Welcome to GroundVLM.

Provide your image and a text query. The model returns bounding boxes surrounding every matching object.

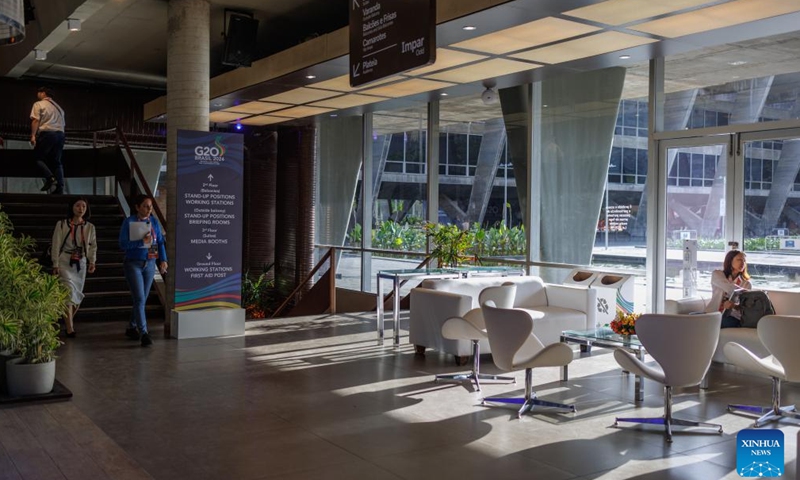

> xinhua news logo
[736,429,784,477]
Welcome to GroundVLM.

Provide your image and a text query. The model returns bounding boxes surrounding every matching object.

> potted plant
[425,223,479,268]
[0,206,68,396]
[0,312,20,394]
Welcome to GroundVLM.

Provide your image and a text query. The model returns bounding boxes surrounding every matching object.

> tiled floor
[1,313,798,479]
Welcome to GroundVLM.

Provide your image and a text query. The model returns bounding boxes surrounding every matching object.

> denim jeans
[33,130,65,189]
[123,258,156,334]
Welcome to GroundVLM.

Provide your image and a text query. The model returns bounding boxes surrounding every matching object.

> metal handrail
[271,248,334,318]
[113,126,167,228]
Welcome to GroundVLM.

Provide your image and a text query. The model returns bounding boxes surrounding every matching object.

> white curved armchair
[480,301,576,418]
[613,313,722,443]
[435,284,517,391]
[725,315,800,427]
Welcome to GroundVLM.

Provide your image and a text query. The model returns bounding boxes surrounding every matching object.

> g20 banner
[174,130,243,311]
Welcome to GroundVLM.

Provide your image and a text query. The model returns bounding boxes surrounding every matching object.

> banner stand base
[170,309,245,339]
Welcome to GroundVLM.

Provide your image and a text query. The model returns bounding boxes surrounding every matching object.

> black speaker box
[222,14,258,67]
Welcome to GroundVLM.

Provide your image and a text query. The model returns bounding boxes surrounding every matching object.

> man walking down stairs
[0,193,165,328]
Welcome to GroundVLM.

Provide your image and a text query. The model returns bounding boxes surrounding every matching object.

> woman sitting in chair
[706,249,751,328]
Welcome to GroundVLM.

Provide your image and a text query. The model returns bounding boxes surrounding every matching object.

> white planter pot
[5,357,56,397]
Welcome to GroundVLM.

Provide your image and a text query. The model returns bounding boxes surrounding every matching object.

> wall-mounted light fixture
[67,18,81,32]
[34,49,46,60]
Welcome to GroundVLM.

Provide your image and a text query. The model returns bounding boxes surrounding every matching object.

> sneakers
[125,328,140,340]
[140,332,153,347]
[41,177,55,192]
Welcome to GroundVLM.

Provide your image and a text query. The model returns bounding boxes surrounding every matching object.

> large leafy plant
[0,206,68,363]
[425,223,479,268]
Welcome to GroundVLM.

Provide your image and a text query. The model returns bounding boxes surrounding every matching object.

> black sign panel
[349,0,436,87]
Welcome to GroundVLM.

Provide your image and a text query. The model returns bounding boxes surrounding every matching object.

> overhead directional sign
[349,0,436,87]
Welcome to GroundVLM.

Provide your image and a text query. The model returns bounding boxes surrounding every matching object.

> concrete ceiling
[9,0,348,86]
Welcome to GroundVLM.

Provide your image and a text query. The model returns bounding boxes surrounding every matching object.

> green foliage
[347,220,527,258]
[371,220,427,251]
[0,206,68,363]
[242,263,299,319]
[347,223,362,245]
[425,223,478,267]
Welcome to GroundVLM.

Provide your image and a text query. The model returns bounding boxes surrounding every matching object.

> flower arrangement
[609,311,640,336]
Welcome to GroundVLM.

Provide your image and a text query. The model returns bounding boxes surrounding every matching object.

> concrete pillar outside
[166,0,210,335]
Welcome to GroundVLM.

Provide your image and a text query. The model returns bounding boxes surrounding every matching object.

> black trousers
[34,130,65,189]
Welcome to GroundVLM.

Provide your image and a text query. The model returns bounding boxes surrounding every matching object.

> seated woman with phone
[705,249,751,328]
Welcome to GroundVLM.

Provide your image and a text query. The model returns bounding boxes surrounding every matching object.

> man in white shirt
[30,87,66,194]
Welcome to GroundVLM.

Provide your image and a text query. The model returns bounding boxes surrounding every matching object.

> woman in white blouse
[51,198,97,337]
[705,249,751,328]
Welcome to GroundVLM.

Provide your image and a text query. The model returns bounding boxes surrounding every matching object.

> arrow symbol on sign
[352,63,361,77]
[206,253,212,260]
[208,174,214,181]
[352,0,360,9]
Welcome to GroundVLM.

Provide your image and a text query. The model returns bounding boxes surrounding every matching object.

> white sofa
[665,289,800,364]
[409,276,596,357]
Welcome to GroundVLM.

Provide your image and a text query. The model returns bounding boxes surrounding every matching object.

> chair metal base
[727,376,800,427]
[482,394,576,418]
[613,416,723,443]
[613,386,722,443]
[480,368,576,418]
[727,404,799,427]
[434,339,515,391]
[435,372,515,392]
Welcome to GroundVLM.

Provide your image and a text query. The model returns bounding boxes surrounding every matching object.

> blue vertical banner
[175,130,244,311]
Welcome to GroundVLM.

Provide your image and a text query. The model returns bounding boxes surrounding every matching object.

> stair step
[81,292,161,308]
[76,305,165,322]
[11,215,122,227]
[1,193,166,323]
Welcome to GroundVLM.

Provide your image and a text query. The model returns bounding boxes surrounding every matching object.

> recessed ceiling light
[440,92,448,96]
[305,74,317,79]
[330,114,338,117]
[619,54,631,60]
[462,25,477,31]
[212,103,222,107]
[728,61,747,66]
[543,104,549,108]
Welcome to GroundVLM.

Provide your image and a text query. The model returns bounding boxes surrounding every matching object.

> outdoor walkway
[0,315,797,479]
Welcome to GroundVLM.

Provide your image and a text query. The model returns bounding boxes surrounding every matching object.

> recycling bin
[592,273,635,326]
[562,269,598,287]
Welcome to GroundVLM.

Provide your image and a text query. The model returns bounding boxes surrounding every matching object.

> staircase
[0,193,165,323]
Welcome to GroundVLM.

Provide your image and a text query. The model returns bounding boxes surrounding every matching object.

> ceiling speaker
[222,14,258,68]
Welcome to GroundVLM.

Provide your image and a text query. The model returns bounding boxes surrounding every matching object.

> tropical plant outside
[347,220,526,258]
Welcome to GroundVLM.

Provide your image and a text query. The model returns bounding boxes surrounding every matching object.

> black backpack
[737,290,775,328]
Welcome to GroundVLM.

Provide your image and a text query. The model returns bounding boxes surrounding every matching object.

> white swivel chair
[613,313,723,443]
[435,284,517,391]
[480,301,576,418]
[725,315,800,427]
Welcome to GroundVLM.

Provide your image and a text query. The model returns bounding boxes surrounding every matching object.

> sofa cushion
[419,276,547,309]
[714,327,770,363]
[519,307,588,346]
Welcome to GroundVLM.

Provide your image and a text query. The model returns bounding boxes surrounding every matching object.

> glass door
[653,136,733,311]
[740,129,800,290]
[663,139,732,302]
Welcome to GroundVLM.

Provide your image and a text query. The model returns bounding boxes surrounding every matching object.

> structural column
[166,0,210,335]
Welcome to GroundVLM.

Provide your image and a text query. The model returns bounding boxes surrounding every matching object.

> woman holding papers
[119,194,167,347]
[705,249,751,328]
[51,197,97,337]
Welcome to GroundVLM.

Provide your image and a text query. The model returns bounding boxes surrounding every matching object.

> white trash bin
[592,273,635,327]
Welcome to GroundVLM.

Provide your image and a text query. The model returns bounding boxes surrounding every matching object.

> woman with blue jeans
[119,195,167,347]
